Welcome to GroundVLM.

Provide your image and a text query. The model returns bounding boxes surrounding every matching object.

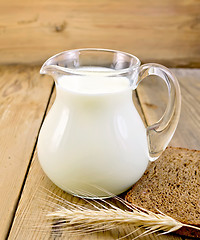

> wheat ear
[46,193,200,239]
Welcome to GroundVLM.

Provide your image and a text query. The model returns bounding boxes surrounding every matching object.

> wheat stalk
[45,191,200,239]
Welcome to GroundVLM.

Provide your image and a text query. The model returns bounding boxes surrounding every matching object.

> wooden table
[1,65,200,240]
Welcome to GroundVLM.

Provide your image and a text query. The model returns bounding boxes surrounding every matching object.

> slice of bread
[125,147,200,238]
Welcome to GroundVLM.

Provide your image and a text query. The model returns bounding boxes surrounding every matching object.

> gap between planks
[5,83,55,240]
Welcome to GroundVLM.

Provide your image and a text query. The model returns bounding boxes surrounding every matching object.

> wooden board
[0,0,199,67]
[7,68,200,239]
[0,65,53,239]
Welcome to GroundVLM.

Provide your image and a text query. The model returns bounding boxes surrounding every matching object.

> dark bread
[125,147,200,238]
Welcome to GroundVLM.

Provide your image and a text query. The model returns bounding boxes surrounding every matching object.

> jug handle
[136,63,181,161]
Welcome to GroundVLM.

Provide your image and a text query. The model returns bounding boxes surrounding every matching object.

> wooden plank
[0,0,199,67]
[8,74,184,239]
[0,65,53,239]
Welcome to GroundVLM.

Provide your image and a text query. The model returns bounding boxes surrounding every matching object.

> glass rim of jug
[40,48,141,77]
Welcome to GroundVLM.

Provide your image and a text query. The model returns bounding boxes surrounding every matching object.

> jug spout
[40,64,64,76]
[40,50,80,76]
[40,62,66,76]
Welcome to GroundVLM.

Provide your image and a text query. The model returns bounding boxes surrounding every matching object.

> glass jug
[38,49,181,198]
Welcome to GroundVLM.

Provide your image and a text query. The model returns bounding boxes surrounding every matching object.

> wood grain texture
[7,69,197,240]
[0,0,199,67]
[0,66,53,239]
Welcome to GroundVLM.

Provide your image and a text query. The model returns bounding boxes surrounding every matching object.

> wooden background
[0,0,199,67]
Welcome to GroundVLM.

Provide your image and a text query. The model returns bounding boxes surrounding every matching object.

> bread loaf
[125,147,200,238]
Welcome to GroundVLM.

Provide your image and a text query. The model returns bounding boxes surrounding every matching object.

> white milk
[37,67,149,198]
